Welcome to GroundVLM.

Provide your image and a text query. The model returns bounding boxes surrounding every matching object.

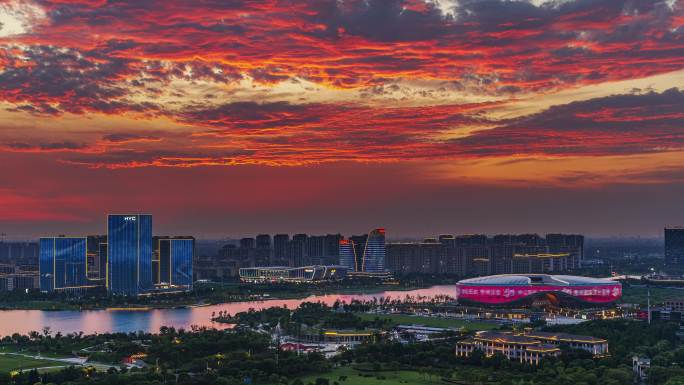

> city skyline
[0,0,683,238]
[1,223,679,242]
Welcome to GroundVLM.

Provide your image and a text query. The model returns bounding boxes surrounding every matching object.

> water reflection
[0,285,454,336]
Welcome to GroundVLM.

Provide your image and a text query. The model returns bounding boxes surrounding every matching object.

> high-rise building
[339,239,358,271]
[255,234,272,267]
[158,237,194,289]
[240,237,255,249]
[362,228,386,273]
[256,234,271,249]
[107,214,153,295]
[324,234,342,260]
[273,234,289,265]
[39,237,88,292]
[547,234,584,268]
[307,235,326,264]
[665,227,684,269]
[289,234,309,267]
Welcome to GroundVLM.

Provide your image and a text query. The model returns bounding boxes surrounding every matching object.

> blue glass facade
[107,214,152,295]
[158,239,171,284]
[98,242,108,282]
[170,239,193,288]
[338,239,357,272]
[39,238,54,292]
[39,237,87,291]
[362,228,386,273]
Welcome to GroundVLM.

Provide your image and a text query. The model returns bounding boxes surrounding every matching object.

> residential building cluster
[386,233,584,276]
[38,214,194,296]
[199,230,586,281]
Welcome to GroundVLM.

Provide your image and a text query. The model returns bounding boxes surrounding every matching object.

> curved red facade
[456,281,622,306]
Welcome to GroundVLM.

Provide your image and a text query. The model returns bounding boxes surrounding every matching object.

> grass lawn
[355,313,499,331]
[0,345,75,359]
[621,285,684,305]
[299,366,444,385]
[0,354,64,372]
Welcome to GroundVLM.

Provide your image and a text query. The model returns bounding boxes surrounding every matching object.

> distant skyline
[0,0,683,238]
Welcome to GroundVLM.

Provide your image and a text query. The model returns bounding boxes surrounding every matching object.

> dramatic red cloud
[1,0,681,98]
[0,0,682,234]
[31,88,677,169]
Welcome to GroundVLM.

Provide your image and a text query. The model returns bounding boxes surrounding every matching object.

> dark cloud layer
[0,0,678,94]
[455,88,684,157]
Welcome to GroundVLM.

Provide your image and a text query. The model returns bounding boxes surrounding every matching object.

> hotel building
[456,330,608,365]
[456,331,561,365]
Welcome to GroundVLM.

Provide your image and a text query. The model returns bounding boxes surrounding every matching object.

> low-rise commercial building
[301,329,380,345]
[239,265,348,283]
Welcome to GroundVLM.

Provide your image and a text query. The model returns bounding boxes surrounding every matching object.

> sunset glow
[0,0,683,237]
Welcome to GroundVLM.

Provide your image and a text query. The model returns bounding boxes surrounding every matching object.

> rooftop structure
[238,265,348,283]
[522,330,609,356]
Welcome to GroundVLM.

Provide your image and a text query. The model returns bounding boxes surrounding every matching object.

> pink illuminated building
[456,274,621,307]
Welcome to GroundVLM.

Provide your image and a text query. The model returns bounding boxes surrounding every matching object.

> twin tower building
[39,214,193,296]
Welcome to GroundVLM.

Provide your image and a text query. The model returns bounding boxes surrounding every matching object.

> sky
[0,0,683,239]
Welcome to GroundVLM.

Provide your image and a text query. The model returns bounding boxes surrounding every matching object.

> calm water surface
[0,285,454,336]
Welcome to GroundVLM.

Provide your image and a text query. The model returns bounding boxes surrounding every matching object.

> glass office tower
[170,238,193,288]
[362,228,386,273]
[107,214,152,295]
[39,238,54,292]
[39,237,87,292]
[157,238,193,289]
[339,239,358,272]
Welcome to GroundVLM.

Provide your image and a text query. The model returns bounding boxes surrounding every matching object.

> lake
[0,285,454,336]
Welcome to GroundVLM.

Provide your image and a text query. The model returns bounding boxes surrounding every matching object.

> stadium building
[456,274,621,307]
